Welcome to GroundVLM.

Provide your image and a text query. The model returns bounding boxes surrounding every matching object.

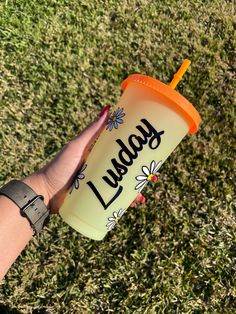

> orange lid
[121,74,201,134]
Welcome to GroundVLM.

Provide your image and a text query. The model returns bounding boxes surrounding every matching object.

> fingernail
[99,105,111,117]
[136,193,143,202]
[141,195,146,203]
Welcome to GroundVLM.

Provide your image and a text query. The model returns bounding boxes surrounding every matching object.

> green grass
[0,0,235,313]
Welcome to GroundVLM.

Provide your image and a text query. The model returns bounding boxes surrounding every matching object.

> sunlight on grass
[0,0,235,313]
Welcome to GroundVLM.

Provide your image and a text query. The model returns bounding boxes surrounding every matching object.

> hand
[130,193,146,208]
[23,106,110,213]
[0,105,147,280]
[23,105,145,214]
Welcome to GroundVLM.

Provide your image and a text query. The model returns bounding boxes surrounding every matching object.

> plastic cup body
[59,82,189,240]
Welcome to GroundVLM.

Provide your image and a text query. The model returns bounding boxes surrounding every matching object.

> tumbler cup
[59,69,201,240]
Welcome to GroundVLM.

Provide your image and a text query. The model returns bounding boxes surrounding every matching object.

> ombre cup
[59,74,201,240]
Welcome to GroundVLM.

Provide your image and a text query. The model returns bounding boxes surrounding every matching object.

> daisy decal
[106,107,125,131]
[106,208,125,230]
[70,163,87,194]
[135,160,162,193]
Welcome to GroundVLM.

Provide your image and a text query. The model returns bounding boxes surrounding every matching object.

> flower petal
[142,166,150,176]
[115,108,123,115]
[116,118,123,124]
[110,221,116,227]
[78,173,85,180]
[113,211,118,219]
[117,208,124,217]
[154,160,162,173]
[106,220,114,226]
[74,179,79,189]
[150,160,156,173]
[135,175,147,181]
[81,163,87,172]
[135,181,144,190]
[108,122,114,131]
[114,121,119,129]
[108,217,115,222]
[118,113,125,118]
[121,208,127,216]
[106,221,115,230]
[138,182,148,193]
[69,185,74,194]
[138,181,148,192]
[135,180,146,191]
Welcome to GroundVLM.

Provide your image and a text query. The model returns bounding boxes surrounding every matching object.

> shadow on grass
[0,304,22,314]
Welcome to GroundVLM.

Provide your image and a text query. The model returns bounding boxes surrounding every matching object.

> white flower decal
[106,107,125,131]
[106,208,125,230]
[70,163,87,194]
[135,160,162,192]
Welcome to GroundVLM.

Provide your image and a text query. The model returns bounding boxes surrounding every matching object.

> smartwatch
[0,180,50,235]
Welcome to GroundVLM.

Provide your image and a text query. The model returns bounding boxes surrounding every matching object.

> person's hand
[23,105,145,214]
[130,193,146,208]
[23,105,110,213]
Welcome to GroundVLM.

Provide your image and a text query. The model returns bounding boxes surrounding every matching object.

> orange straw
[169,59,191,89]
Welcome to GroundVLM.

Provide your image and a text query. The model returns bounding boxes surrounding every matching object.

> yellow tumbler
[59,61,201,240]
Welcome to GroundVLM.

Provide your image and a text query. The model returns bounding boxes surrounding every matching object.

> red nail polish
[141,195,146,203]
[99,105,111,117]
[136,193,143,202]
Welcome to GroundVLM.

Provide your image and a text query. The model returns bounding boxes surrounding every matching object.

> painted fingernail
[141,195,146,203]
[130,202,135,208]
[136,193,146,203]
[136,193,143,202]
[99,105,111,117]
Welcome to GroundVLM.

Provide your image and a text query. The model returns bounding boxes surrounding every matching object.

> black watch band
[0,180,50,235]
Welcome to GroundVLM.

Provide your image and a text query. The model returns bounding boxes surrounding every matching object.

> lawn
[0,0,235,313]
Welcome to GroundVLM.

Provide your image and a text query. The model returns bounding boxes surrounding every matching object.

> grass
[0,0,235,313]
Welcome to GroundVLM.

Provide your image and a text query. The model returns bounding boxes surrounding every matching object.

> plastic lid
[121,74,201,134]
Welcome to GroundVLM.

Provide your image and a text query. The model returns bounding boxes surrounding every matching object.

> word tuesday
[87,118,164,210]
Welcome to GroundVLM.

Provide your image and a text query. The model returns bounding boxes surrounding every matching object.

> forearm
[0,174,49,280]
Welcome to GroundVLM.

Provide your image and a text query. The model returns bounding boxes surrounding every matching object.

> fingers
[39,106,111,213]
[41,105,110,183]
[55,105,110,172]
[130,193,146,208]
[70,105,110,158]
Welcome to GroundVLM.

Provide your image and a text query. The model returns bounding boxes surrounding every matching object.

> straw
[169,59,191,89]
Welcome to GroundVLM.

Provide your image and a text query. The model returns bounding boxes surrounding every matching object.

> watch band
[0,180,50,235]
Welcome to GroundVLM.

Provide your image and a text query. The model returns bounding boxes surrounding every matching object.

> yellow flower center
[147,174,154,181]
[115,217,119,222]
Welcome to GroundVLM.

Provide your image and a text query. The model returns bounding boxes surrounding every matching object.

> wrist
[22,173,50,211]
